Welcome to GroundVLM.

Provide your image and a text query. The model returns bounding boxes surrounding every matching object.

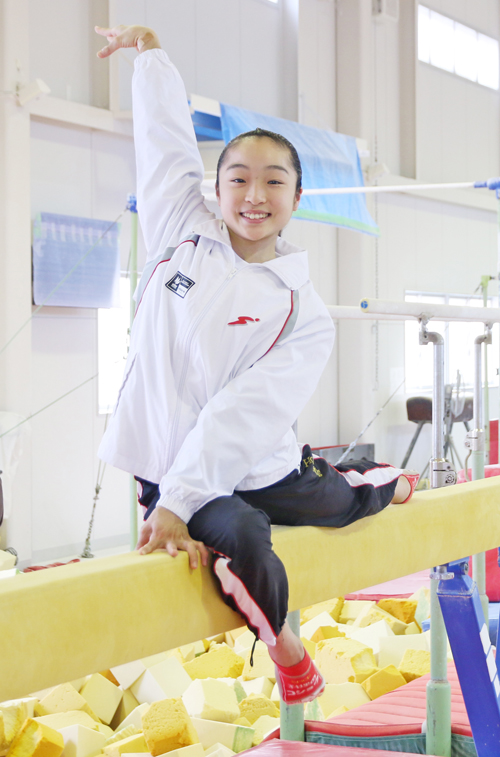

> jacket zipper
[164,267,239,471]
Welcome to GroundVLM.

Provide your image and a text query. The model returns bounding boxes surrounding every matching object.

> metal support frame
[465,327,492,621]
[437,560,500,756]
[419,319,455,757]
[127,194,139,552]
[280,609,305,741]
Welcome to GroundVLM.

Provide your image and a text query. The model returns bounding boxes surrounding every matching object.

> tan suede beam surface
[1,477,500,700]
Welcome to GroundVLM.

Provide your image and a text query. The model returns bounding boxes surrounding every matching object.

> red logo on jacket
[228,316,260,325]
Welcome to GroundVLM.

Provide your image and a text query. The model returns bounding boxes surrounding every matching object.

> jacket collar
[192,217,309,289]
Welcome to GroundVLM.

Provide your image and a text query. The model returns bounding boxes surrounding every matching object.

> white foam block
[131,658,192,704]
[59,724,106,757]
[182,679,240,723]
[157,746,203,757]
[204,744,235,757]
[0,697,38,719]
[299,612,340,641]
[191,718,254,753]
[239,677,273,699]
[80,674,123,725]
[118,703,150,732]
[111,662,146,691]
[349,620,394,658]
[378,634,429,669]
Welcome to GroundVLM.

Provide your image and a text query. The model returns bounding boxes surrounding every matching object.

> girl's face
[216,137,301,247]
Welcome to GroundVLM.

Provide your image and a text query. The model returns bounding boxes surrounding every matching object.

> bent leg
[188,495,288,645]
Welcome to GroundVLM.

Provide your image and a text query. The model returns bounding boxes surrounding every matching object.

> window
[98,275,133,415]
[405,291,499,393]
[418,5,499,90]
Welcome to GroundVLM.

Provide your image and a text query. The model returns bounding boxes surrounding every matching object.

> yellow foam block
[378,599,417,625]
[224,628,247,650]
[311,626,345,644]
[241,645,275,683]
[3,478,500,701]
[102,734,148,757]
[405,622,421,636]
[191,719,253,753]
[0,701,37,721]
[239,678,272,700]
[103,727,139,746]
[184,647,243,682]
[7,720,64,757]
[0,702,28,753]
[238,695,277,726]
[142,699,198,756]
[361,665,407,700]
[161,746,203,757]
[204,743,235,757]
[131,659,192,705]
[352,606,407,635]
[378,635,429,669]
[250,716,279,747]
[34,714,98,733]
[58,725,106,757]
[339,602,375,624]
[80,676,123,726]
[316,682,370,718]
[299,613,343,642]
[399,649,431,682]
[231,719,251,728]
[315,639,377,684]
[300,638,316,661]
[301,598,344,625]
[329,706,349,717]
[35,687,97,722]
[182,680,240,724]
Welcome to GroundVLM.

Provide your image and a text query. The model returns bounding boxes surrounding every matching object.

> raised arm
[96,25,212,259]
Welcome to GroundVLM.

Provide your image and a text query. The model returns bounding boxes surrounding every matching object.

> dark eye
[231,178,245,184]
[269,180,283,185]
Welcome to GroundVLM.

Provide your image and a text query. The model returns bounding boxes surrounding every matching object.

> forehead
[223,137,293,171]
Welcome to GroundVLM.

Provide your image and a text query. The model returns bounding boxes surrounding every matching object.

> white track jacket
[98,49,335,523]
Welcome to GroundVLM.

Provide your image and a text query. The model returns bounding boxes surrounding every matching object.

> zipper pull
[228,269,237,279]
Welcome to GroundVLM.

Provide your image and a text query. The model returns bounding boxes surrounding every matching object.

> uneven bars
[327,301,500,323]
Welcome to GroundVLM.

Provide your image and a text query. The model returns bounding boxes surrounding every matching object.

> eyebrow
[225,162,290,174]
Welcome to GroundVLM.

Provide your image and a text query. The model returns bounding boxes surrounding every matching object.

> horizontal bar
[360,298,500,323]
[328,306,413,321]
[302,181,476,196]
[1,477,500,701]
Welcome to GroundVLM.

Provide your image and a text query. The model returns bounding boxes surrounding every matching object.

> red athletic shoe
[400,471,420,503]
[274,649,325,705]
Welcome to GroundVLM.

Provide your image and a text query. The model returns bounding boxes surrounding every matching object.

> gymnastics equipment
[127,193,139,552]
[0,477,499,697]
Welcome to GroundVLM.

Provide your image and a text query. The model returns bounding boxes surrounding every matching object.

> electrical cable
[336,377,406,465]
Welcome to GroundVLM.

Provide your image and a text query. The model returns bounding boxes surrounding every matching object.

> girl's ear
[293,188,302,212]
[215,185,221,207]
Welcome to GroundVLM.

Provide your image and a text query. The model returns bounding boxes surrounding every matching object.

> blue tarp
[32,213,121,308]
[219,103,379,236]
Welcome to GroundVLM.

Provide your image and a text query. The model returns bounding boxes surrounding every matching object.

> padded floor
[244,742,440,756]
[302,663,475,757]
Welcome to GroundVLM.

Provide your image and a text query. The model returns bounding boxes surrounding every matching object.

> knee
[226,506,272,558]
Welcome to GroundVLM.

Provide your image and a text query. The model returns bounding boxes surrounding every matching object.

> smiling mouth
[240,212,271,220]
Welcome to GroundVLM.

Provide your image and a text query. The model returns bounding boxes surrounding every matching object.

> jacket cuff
[156,495,193,524]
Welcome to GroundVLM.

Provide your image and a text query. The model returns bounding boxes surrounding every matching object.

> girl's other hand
[95,25,161,58]
[136,506,209,570]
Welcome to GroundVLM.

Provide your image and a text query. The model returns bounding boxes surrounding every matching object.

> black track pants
[136,445,402,644]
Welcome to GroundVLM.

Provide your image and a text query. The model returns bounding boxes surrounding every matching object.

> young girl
[96,24,418,705]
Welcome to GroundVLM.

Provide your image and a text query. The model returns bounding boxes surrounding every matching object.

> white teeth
[242,213,269,220]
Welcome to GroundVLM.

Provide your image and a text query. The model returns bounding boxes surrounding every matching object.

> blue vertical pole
[438,560,500,756]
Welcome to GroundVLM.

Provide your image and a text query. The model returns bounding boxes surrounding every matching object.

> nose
[245,181,267,205]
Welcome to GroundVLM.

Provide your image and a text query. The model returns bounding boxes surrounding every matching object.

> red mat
[344,569,430,601]
[243,741,440,756]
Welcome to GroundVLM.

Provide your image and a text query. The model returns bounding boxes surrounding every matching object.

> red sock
[274,649,325,705]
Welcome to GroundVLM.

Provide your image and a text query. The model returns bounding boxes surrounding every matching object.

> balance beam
[1,477,500,701]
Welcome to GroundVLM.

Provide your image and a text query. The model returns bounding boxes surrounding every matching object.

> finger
[195,541,210,567]
[139,533,163,555]
[97,38,122,59]
[166,541,179,559]
[136,525,151,551]
[184,541,199,570]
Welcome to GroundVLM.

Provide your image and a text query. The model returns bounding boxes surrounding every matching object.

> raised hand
[136,505,210,570]
[95,25,161,58]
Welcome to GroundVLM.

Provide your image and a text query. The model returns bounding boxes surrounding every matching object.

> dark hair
[216,128,302,193]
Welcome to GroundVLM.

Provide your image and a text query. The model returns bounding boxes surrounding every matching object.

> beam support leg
[279,609,305,742]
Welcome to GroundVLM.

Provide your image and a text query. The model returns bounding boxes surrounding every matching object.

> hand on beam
[95,25,161,58]
[137,506,209,570]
